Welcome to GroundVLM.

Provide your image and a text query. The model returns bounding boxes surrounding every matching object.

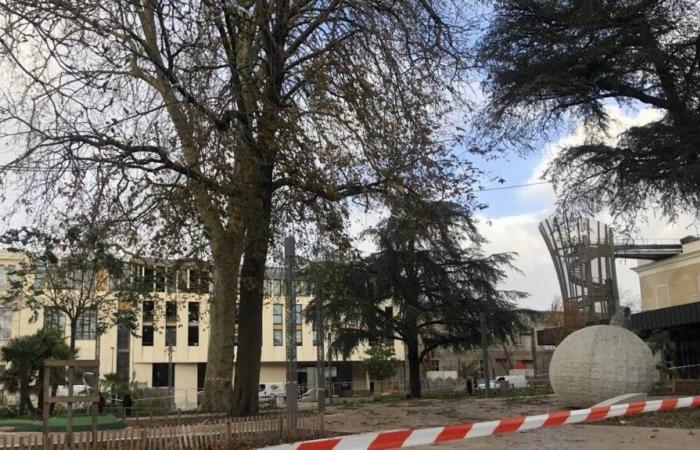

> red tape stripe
[297,438,342,450]
[624,401,646,416]
[543,410,571,427]
[435,423,473,442]
[586,406,611,422]
[659,398,679,411]
[494,417,525,434]
[367,430,412,450]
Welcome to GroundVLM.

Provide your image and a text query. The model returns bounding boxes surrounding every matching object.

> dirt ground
[323,395,700,449]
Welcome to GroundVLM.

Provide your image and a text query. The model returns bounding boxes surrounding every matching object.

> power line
[477,181,550,192]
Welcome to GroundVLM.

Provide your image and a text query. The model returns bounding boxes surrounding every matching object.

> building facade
[0,251,403,409]
[631,237,700,379]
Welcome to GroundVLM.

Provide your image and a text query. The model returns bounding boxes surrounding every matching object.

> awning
[631,301,700,331]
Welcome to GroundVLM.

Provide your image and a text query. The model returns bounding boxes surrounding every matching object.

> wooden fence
[0,412,323,450]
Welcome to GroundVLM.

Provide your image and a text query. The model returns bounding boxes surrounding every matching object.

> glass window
[142,325,154,346]
[143,301,154,322]
[165,301,177,321]
[152,363,172,387]
[34,263,46,288]
[0,309,13,340]
[188,325,199,346]
[272,279,282,296]
[154,267,166,292]
[76,309,97,340]
[273,329,283,346]
[431,359,440,371]
[295,330,302,346]
[272,304,283,324]
[44,308,65,335]
[294,304,303,326]
[165,325,177,347]
[188,302,199,323]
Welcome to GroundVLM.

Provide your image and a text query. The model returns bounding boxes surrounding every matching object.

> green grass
[0,414,126,432]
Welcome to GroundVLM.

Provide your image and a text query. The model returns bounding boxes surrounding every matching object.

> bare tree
[0,0,478,414]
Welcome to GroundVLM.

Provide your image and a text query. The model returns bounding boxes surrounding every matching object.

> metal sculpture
[539,215,619,327]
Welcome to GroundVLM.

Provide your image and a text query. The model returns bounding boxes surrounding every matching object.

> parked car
[477,375,528,390]
[258,382,286,400]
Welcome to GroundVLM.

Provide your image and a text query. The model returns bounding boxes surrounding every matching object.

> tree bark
[200,240,243,412]
[231,169,273,416]
[406,339,422,398]
[19,367,34,414]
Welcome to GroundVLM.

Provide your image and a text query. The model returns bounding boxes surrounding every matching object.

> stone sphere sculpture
[549,325,656,407]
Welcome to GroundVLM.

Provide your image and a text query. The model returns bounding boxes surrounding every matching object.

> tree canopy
[479,0,700,221]
[0,329,71,415]
[314,200,528,397]
[0,224,146,352]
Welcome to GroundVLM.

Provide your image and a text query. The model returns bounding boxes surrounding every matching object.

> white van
[258,382,286,400]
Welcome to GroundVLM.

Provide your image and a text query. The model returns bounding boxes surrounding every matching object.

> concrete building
[631,237,700,379]
[0,251,403,409]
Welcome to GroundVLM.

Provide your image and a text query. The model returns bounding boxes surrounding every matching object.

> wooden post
[480,312,491,397]
[66,365,74,450]
[530,326,538,379]
[43,365,50,449]
[284,236,298,432]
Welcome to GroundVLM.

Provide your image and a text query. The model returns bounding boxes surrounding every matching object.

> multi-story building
[631,236,700,379]
[0,251,404,408]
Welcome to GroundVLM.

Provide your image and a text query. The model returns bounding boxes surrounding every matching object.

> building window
[312,322,318,347]
[142,325,154,346]
[44,307,65,335]
[188,302,199,346]
[177,269,189,292]
[273,329,283,346]
[76,309,97,340]
[143,301,154,322]
[293,304,303,345]
[165,325,177,347]
[197,363,206,390]
[154,267,166,292]
[188,325,199,346]
[0,309,12,340]
[165,301,177,322]
[273,304,283,346]
[431,359,440,371]
[152,363,173,387]
[655,284,670,308]
[294,304,303,326]
[273,304,283,324]
[190,269,210,294]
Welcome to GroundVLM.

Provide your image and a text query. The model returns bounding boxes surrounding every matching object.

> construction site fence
[0,411,323,450]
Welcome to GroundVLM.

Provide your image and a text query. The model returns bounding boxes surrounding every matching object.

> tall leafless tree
[0,0,479,414]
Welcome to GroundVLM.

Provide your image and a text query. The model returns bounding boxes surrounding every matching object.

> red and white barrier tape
[261,396,700,450]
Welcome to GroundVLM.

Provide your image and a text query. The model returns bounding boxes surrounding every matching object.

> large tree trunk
[200,241,243,412]
[231,171,273,416]
[406,339,422,398]
[19,367,34,415]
